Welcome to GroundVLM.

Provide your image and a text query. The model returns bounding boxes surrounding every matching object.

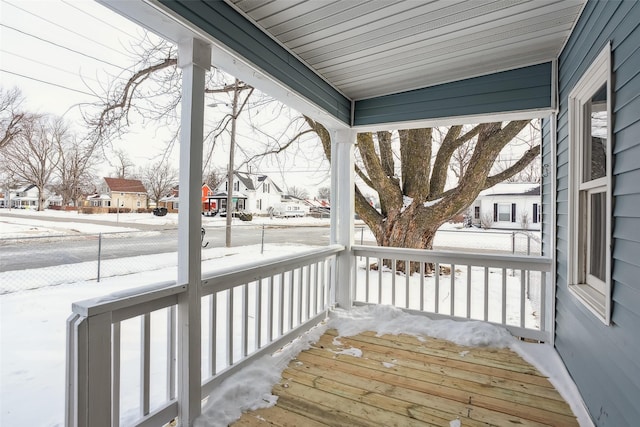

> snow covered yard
[0,211,558,427]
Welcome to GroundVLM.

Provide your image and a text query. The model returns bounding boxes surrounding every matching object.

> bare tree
[307,118,539,270]
[287,186,309,199]
[204,167,224,192]
[110,149,135,179]
[54,136,99,207]
[317,187,330,200]
[141,160,178,206]
[0,87,28,150]
[2,115,64,210]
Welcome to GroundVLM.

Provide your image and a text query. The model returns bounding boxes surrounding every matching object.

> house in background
[88,177,148,211]
[158,185,179,211]
[273,194,309,217]
[471,183,541,230]
[212,172,283,215]
[7,184,40,209]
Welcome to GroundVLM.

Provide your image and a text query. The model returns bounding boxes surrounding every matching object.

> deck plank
[232,331,579,427]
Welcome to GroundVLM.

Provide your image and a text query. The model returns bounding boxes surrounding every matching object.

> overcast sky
[0,0,331,194]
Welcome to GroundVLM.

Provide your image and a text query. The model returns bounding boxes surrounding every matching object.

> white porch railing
[65,245,342,427]
[351,245,552,342]
[65,244,553,426]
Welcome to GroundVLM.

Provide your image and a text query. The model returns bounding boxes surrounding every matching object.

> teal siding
[157,0,351,125]
[554,1,640,425]
[354,63,552,126]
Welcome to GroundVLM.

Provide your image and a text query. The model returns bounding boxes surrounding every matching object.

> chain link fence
[0,223,539,294]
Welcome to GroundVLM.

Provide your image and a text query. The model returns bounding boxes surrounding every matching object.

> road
[0,225,336,272]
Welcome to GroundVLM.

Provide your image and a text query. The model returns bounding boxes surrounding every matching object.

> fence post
[97,233,102,283]
[261,224,265,254]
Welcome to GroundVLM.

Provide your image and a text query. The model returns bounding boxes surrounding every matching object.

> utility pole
[225,79,240,247]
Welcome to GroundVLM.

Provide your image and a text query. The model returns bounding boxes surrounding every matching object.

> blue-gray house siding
[157,0,352,125]
[355,63,552,126]
[553,1,640,425]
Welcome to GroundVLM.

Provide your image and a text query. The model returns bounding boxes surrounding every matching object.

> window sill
[568,283,609,325]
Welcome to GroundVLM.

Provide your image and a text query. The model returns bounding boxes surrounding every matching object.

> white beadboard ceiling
[228,0,585,100]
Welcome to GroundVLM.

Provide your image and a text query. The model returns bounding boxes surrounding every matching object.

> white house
[4,184,40,209]
[471,183,541,230]
[273,194,310,217]
[214,172,283,215]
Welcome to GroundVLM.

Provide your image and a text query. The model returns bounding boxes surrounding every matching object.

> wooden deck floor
[232,329,578,427]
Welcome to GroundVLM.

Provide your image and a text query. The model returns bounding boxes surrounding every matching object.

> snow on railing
[351,245,552,342]
[65,245,342,427]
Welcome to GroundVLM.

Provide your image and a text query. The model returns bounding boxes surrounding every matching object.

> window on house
[493,203,513,222]
[568,43,612,324]
[234,181,240,191]
[257,199,262,210]
[264,183,270,193]
[474,206,480,220]
[533,203,539,224]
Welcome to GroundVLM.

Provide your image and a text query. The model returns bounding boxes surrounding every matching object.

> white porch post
[176,38,210,426]
[329,128,357,309]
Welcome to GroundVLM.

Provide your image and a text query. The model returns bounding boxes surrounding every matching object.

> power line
[0,23,123,69]
[59,0,140,40]
[0,69,97,97]
[0,49,101,84]
[3,0,130,58]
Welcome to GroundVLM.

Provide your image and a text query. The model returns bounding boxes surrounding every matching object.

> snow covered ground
[0,210,588,427]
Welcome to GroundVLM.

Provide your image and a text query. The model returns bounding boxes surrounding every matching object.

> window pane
[589,192,606,281]
[498,204,510,222]
[584,83,607,182]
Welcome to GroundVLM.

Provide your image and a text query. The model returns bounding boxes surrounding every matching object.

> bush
[108,207,131,214]
[480,212,494,229]
[238,211,253,221]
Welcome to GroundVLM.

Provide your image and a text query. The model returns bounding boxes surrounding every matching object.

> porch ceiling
[228,0,585,101]
[100,0,585,128]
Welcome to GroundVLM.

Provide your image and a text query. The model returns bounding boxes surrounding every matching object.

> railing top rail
[352,245,551,271]
[71,245,345,318]
[72,280,184,317]
[202,244,344,294]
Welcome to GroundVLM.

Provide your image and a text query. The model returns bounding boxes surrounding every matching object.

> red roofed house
[87,177,148,211]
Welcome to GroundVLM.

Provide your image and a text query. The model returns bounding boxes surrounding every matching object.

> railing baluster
[279,273,285,337]
[227,289,233,366]
[365,256,370,303]
[112,322,121,427]
[450,264,456,316]
[267,276,274,343]
[502,268,507,325]
[466,265,472,319]
[242,284,248,357]
[256,279,262,350]
[141,313,151,417]
[434,262,440,314]
[298,267,303,325]
[209,294,216,375]
[378,257,382,304]
[168,306,176,397]
[520,269,526,328]
[314,261,320,315]
[540,272,547,333]
[308,264,318,319]
[484,267,489,321]
[405,259,410,308]
[391,258,396,306]
[419,262,424,311]
[288,271,294,331]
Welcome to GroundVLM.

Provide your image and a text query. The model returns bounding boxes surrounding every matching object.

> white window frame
[567,43,613,325]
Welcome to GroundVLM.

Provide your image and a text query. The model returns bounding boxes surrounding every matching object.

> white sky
[0,0,331,194]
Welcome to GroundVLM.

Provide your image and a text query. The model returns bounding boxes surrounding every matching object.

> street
[0,225,334,272]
